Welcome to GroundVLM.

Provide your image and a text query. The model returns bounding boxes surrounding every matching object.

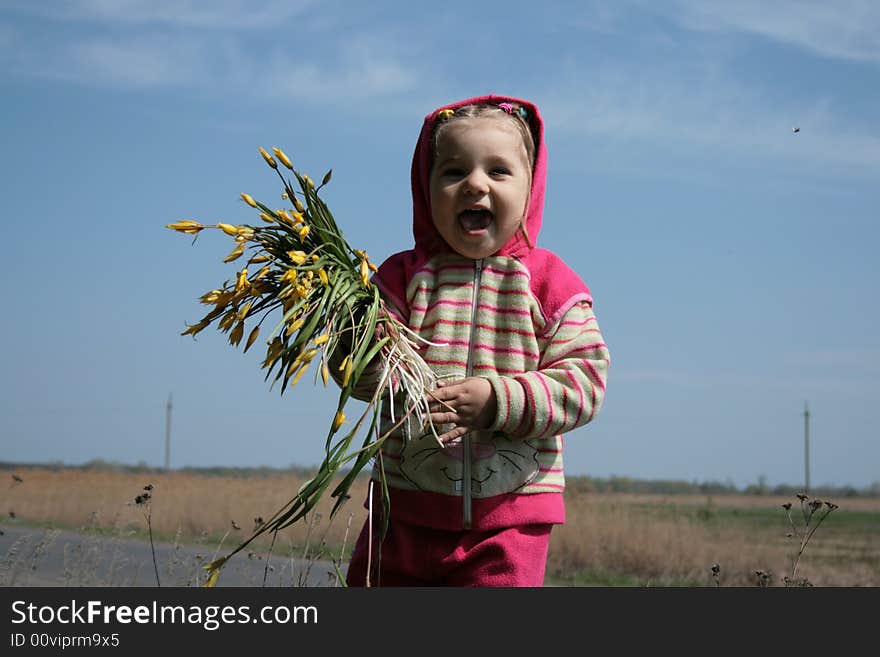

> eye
[490,167,510,177]
[441,167,465,178]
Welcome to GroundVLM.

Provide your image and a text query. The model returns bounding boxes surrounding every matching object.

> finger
[429,410,459,426]
[426,390,456,413]
[438,425,469,445]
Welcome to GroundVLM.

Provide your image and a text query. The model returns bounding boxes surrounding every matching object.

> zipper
[462,258,483,529]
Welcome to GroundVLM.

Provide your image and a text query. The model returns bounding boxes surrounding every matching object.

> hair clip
[498,102,528,121]
[436,109,455,120]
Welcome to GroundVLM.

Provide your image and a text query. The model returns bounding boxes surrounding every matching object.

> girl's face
[429,117,531,260]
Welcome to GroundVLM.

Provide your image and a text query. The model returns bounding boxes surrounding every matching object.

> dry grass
[550,493,880,586]
[3,467,878,586]
[1,467,369,553]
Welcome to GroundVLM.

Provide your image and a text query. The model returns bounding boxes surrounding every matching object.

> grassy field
[2,466,878,586]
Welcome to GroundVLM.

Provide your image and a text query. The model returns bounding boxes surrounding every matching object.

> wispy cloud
[0,0,316,29]
[0,18,421,101]
[540,61,880,174]
[67,35,205,88]
[259,37,418,101]
[666,0,880,64]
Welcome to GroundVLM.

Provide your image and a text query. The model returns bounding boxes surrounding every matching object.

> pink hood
[376,95,592,326]
[410,94,546,259]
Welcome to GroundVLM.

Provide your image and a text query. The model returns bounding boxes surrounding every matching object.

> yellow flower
[203,557,227,588]
[342,358,353,387]
[303,174,314,188]
[317,268,329,286]
[259,212,274,224]
[236,302,252,320]
[285,317,305,337]
[285,360,301,380]
[229,321,245,346]
[254,264,271,280]
[244,326,261,353]
[223,241,245,263]
[290,363,309,387]
[219,309,237,332]
[287,250,308,265]
[359,258,370,287]
[290,212,305,225]
[181,319,210,336]
[332,410,346,432]
[199,289,223,304]
[259,147,278,169]
[292,197,305,213]
[298,348,318,363]
[166,220,205,234]
[240,193,258,208]
[249,254,270,263]
[297,224,310,238]
[321,362,329,387]
[313,334,329,346]
[236,227,254,240]
[262,337,283,368]
[280,268,298,284]
[272,147,293,170]
[235,268,249,292]
[217,223,240,236]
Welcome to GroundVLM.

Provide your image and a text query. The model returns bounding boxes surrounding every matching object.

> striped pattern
[348,252,609,500]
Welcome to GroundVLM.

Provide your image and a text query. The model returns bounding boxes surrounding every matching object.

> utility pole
[165,393,173,471]
[803,401,810,494]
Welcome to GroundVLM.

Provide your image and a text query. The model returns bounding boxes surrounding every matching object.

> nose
[463,170,490,195]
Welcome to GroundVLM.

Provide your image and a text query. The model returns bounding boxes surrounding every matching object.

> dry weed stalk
[134,483,160,587]
[781,493,838,587]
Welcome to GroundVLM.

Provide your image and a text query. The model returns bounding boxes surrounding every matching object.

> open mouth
[458,208,493,232]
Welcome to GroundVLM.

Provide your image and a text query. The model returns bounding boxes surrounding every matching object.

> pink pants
[345,519,553,587]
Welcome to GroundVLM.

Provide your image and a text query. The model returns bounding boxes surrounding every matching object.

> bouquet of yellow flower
[167,146,440,585]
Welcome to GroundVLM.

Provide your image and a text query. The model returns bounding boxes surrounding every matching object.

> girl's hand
[426,377,497,444]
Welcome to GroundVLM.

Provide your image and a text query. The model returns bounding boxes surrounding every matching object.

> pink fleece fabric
[346,518,553,587]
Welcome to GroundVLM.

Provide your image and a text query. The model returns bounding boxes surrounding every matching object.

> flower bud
[259,147,278,169]
[272,147,293,170]
[166,220,205,235]
[244,326,261,353]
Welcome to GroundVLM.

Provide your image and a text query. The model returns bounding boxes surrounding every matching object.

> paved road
[0,523,341,587]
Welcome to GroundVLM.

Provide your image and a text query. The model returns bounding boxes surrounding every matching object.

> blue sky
[1,1,878,490]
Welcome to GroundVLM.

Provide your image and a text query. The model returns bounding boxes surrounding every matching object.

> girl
[343,95,610,586]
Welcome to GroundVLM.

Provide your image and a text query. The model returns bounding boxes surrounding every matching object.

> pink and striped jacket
[353,95,610,531]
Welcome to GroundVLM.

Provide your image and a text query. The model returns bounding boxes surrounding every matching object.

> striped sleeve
[487,301,609,440]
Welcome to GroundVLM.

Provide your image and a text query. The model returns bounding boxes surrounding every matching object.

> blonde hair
[430,103,537,175]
